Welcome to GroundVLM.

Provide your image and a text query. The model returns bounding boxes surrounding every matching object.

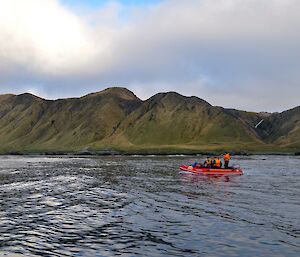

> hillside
[109,92,265,151]
[0,87,299,154]
[255,107,300,148]
[0,88,142,152]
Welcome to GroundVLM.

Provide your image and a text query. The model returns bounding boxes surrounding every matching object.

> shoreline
[0,151,299,157]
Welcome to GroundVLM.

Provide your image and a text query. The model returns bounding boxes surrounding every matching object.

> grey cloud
[0,0,300,112]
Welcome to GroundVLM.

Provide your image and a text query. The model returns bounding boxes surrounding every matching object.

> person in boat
[214,157,222,168]
[204,157,212,168]
[223,152,231,168]
[192,162,203,168]
[211,158,216,167]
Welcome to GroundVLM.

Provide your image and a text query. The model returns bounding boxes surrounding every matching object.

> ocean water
[0,155,299,257]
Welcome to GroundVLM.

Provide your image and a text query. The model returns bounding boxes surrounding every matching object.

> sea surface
[0,155,299,257]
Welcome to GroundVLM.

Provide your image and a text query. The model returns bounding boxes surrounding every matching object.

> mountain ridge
[0,87,299,154]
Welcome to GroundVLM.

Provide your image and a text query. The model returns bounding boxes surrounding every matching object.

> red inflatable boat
[179,165,243,175]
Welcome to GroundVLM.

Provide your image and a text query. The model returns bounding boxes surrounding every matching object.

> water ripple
[0,155,299,256]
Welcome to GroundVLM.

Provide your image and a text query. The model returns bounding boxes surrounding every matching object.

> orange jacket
[215,159,221,167]
[223,153,231,161]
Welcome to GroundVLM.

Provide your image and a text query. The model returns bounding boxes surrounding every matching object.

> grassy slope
[256,107,300,149]
[109,92,269,152]
[0,88,142,152]
[0,88,299,153]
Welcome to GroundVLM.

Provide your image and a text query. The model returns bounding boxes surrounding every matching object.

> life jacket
[204,159,211,165]
[223,153,231,161]
[215,159,221,168]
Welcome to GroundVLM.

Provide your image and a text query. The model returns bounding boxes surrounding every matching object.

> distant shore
[1,150,299,156]
[1,88,299,158]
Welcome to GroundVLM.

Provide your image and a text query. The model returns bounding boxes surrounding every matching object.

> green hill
[0,87,299,154]
[0,88,142,152]
[255,107,300,149]
[110,92,264,151]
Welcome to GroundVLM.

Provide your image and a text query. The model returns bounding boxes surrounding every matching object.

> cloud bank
[0,0,299,112]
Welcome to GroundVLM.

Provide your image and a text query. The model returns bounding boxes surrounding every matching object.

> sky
[0,0,299,112]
